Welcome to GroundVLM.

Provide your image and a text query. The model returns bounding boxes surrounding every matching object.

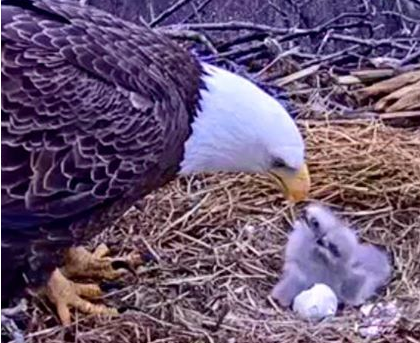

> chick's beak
[268,164,310,202]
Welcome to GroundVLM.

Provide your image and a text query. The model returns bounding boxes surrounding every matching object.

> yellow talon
[46,269,118,325]
[62,244,141,280]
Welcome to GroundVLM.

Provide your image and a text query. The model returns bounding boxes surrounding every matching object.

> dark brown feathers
[1,0,202,299]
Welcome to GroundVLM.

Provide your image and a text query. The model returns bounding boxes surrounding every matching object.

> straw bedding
[14,120,420,343]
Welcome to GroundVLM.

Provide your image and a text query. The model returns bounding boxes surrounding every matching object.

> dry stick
[164,14,376,67]
[379,111,420,120]
[320,10,370,31]
[159,28,218,54]
[401,49,420,66]
[165,11,370,35]
[381,10,420,24]
[235,50,269,65]
[330,33,416,51]
[301,45,361,68]
[203,43,265,61]
[275,64,321,87]
[186,1,203,25]
[255,47,300,78]
[267,0,289,22]
[217,32,269,51]
[197,19,373,65]
[149,0,192,27]
[147,0,155,22]
[155,193,210,240]
[181,0,215,23]
[275,20,371,45]
[163,21,292,34]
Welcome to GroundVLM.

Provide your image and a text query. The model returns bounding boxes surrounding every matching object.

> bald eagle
[2,0,310,324]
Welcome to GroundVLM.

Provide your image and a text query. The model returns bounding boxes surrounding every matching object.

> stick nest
[4,1,420,341]
[20,121,420,343]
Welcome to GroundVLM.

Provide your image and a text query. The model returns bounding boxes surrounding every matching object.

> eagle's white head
[179,63,310,202]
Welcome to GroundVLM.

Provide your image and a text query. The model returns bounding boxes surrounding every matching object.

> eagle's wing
[1,0,201,236]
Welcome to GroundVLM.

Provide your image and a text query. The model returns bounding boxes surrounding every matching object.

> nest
[17,120,420,343]
[3,2,420,342]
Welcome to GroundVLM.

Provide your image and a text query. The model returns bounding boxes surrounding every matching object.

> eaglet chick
[271,203,391,308]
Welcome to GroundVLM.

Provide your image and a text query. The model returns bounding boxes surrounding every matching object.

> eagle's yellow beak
[268,164,310,202]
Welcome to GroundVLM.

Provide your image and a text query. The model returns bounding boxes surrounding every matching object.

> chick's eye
[309,217,319,230]
[328,243,341,257]
[316,236,325,246]
[271,158,286,168]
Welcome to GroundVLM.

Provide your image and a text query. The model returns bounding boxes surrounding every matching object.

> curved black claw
[99,280,125,292]
[111,260,136,276]
[117,305,142,314]
[142,252,156,263]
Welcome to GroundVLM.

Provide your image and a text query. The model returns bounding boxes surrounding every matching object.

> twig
[330,33,416,51]
[163,21,292,34]
[274,64,321,87]
[255,47,300,78]
[267,0,290,26]
[401,49,420,66]
[217,32,269,51]
[301,45,361,68]
[379,111,420,120]
[187,0,203,24]
[276,20,372,44]
[381,10,420,25]
[182,0,215,23]
[150,0,192,27]
[203,43,265,62]
[319,10,370,31]
[158,28,218,54]
[164,12,371,37]
[236,50,270,65]
[147,0,155,22]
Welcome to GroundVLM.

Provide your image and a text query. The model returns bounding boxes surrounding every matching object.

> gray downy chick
[341,243,392,306]
[271,203,391,307]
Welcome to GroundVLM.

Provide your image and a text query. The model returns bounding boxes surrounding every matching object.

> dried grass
[19,120,420,343]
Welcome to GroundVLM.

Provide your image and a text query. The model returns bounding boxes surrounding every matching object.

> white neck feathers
[179,63,304,175]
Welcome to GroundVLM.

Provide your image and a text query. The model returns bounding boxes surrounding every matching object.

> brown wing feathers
[1,0,202,297]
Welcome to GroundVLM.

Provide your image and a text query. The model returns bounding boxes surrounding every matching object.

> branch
[158,28,218,54]
[203,43,265,61]
[401,49,420,66]
[301,45,361,68]
[182,0,215,23]
[216,32,269,51]
[329,33,416,51]
[162,21,292,34]
[150,0,192,27]
[380,10,420,24]
[164,11,370,36]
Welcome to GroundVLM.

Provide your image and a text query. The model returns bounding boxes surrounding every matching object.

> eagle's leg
[46,268,118,325]
[62,243,140,280]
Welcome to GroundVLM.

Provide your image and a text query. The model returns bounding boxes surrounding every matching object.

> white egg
[292,283,338,320]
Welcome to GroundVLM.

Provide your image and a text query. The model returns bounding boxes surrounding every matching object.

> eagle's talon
[92,243,111,258]
[62,245,140,280]
[46,269,118,325]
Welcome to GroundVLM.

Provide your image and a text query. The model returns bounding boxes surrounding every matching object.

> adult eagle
[1,0,310,324]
